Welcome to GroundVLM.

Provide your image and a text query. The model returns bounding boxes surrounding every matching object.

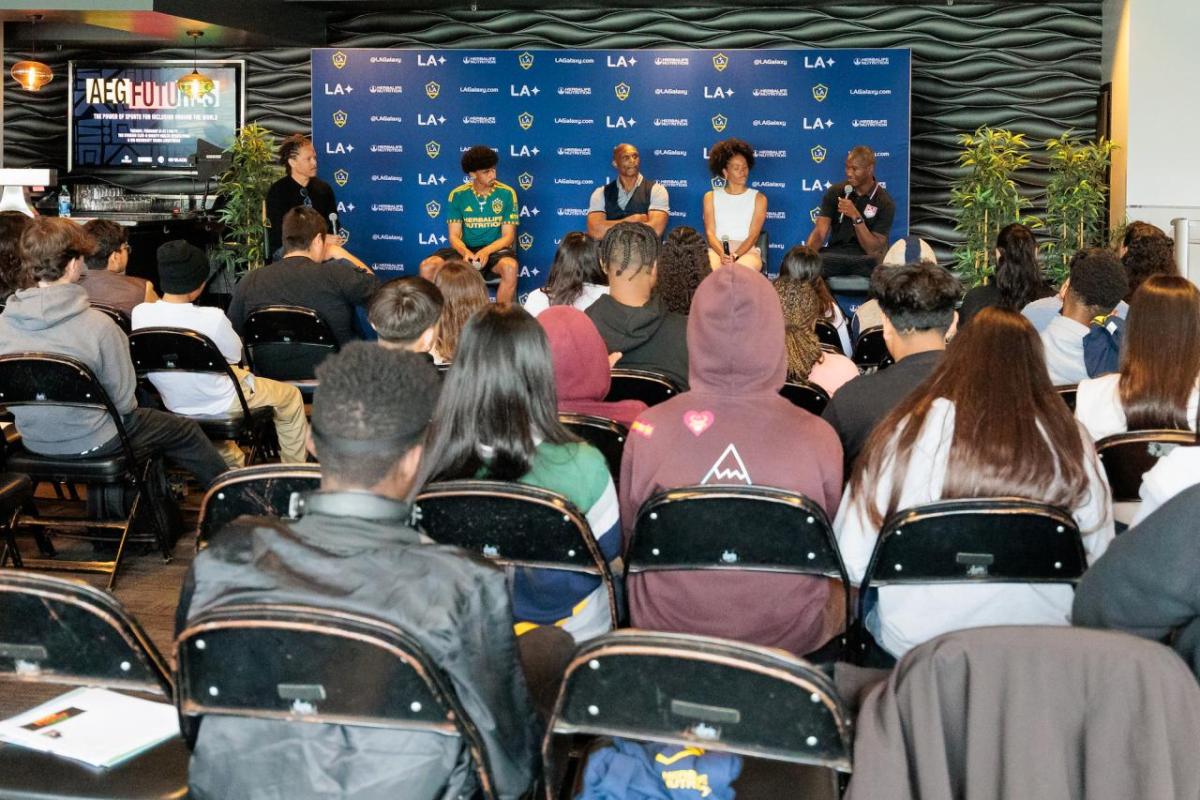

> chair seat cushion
[0,473,32,509]
[5,450,130,482]
[190,406,274,439]
[0,734,189,800]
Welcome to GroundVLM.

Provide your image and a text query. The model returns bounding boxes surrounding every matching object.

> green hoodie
[0,283,136,454]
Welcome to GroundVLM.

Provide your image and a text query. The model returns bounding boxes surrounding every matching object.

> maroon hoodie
[540,306,648,427]
[619,266,844,656]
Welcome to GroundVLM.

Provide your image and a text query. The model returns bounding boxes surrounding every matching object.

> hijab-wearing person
[538,306,647,426]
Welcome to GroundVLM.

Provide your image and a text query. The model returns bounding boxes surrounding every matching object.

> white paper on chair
[0,687,178,768]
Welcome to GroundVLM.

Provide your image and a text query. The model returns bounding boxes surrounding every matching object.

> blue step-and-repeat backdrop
[311,48,910,293]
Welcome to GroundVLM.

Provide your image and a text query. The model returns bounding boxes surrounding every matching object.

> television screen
[68,60,245,174]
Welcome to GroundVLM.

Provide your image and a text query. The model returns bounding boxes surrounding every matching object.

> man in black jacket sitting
[176,343,536,799]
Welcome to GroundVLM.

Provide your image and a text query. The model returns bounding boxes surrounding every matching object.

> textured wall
[5,3,1101,256]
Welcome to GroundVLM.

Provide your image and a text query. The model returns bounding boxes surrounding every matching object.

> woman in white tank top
[703,138,769,271]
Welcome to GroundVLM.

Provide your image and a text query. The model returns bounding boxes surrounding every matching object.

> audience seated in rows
[1040,248,1128,385]
[778,243,851,353]
[228,206,377,346]
[620,265,844,656]
[775,266,859,394]
[430,260,489,365]
[521,231,608,316]
[823,261,960,471]
[586,222,690,389]
[0,217,226,486]
[653,226,711,315]
[0,211,30,304]
[835,307,1114,659]
[957,222,1053,327]
[177,343,536,798]
[538,306,647,426]
[79,218,157,315]
[368,275,444,356]
[132,240,309,466]
[418,305,620,642]
[852,235,938,335]
[1074,483,1200,683]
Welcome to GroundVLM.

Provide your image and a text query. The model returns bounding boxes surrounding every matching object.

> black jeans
[820,249,879,279]
[94,408,227,488]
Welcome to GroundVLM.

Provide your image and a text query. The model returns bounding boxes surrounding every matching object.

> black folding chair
[0,353,175,589]
[0,572,188,799]
[854,498,1087,667]
[543,630,853,800]
[851,326,893,371]
[129,327,276,465]
[415,479,620,629]
[1054,383,1078,412]
[242,305,339,399]
[0,429,32,569]
[628,485,851,659]
[780,381,832,416]
[559,413,627,484]
[606,368,682,407]
[90,302,131,335]
[815,320,843,354]
[195,463,322,549]
[1095,429,1195,503]
[176,603,500,799]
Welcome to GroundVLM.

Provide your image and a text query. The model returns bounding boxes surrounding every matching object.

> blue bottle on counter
[57,186,71,218]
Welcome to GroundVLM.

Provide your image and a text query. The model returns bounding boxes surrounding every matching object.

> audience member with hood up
[538,306,647,427]
[619,266,844,656]
[586,222,689,389]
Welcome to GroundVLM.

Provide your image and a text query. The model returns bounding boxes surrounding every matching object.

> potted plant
[1041,132,1116,284]
[212,123,280,279]
[949,126,1038,288]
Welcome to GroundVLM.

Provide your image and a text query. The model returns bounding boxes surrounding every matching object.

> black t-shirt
[818,180,896,255]
[227,255,378,346]
[265,175,338,256]
[821,349,941,470]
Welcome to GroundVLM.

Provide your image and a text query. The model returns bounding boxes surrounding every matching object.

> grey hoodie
[0,283,136,454]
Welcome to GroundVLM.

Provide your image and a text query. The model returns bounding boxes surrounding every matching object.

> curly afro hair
[460,145,499,175]
[707,138,755,177]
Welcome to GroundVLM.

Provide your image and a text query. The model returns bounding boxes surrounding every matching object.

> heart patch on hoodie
[683,410,715,436]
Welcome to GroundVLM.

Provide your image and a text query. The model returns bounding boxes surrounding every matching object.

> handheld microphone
[328,212,339,237]
[838,184,853,223]
[721,236,731,256]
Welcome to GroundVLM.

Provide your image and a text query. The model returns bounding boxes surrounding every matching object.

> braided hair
[277,134,312,170]
[600,221,661,278]
[776,278,825,381]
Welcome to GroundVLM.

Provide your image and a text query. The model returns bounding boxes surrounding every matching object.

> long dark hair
[0,212,31,301]
[778,244,837,322]
[1119,275,1200,430]
[544,232,605,307]
[849,306,1096,528]
[993,223,1045,310]
[418,305,578,484]
[655,226,710,315]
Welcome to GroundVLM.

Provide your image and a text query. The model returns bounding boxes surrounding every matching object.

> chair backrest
[756,229,770,273]
[606,368,681,407]
[779,381,831,416]
[1095,429,1195,503]
[0,353,137,462]
[0,572,171,696]
[851,325,893,370]
[559,413,627,482]
[129,327,252,418]
[243,305,338,382]
[544,630,852,781]
[815,320,843,354]
[176,603,497,799]
[91,302,130,334]
[1054,383,1078,412]
[196,463,323,548]
[415,480,618,628]
[859,498,1087,599]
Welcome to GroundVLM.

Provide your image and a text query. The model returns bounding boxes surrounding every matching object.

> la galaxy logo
[333,169,349,187]
[812,83,829,102]
[332,110,348,128]
[425,141,441,159]
[518,232,534,250]
[425,81,440,99]
[809,207,822,223]
[711,177,727,190]
[491,198,504,214]
[518,172,534,191]
[810,145,827,164]
[614,82,631,101]
[712,53,729,72]
[518,51,534,70]
[331,51,347,70]
[711,113,728,133]
[337,227,350,244]
[426,200,442,218]
[518,111,534,130]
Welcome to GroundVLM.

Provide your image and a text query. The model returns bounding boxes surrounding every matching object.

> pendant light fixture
[11,15,53,92]
[177,30,214,100]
